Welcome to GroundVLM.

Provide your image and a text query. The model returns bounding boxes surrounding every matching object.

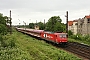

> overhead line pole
[44,19,45,30]
[52,17,53,32]
[10,10,12,34]
[66,11,68,37]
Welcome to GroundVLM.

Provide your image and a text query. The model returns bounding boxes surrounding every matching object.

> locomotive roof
[54,32,67,35]
[26,28,34,31]
[33,29,44,33]
[44,31,54,34]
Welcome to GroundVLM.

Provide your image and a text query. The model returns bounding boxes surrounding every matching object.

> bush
[8,37,16,47]
[70,34,82,40]
[0,35,3,47]
[0,35,3,41]
[0,24,7,35]
[69,34,90,45]
[0,34,16,47]
[82,34,90,42]
[68,30,73,36]
[0,34,7,47]
[0,47,31,60]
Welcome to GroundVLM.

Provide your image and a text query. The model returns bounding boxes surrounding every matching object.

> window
[87,19,90,23]
[59,34,66,38]
[56,35,57,37]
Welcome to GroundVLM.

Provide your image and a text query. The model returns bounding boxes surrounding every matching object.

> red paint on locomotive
[41,31,67,44]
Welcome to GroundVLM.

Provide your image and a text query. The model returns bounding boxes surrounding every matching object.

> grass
[0,30,81,60]
[68,38,90,46]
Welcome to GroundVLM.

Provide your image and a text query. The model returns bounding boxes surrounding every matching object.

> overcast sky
[0,0,90,25]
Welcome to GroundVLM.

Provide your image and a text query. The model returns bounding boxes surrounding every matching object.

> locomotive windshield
[59,34,66,38]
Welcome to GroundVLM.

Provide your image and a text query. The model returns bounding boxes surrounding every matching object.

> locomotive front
[54,33,67,45]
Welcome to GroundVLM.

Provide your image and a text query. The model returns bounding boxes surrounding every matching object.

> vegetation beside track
[0,30,82,60]
[68,30,90,46]
[68,34,90,46]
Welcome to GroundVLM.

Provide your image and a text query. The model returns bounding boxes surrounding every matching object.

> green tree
[37,22,44,30]
[68,30,73,36]
[0,13,9,35]
[0,13,9,47]
[0,24,7,35]
[29,23,34,29]
[0,13,6,25]
[46,16,66,32]
[53,22,66,32]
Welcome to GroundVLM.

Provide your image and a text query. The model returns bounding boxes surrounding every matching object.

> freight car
[16,28,67,45]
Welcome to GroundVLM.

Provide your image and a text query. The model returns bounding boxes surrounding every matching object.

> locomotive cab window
[59,34,66,38]
[56,35,57,37]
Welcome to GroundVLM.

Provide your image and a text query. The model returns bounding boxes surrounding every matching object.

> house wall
[68,21,77,35]
[72,22,77,35]
[77,19,83,34]
[78,17,90,35]
[68,25,72,30]
[87,23,90,35]
[82,18,88,35]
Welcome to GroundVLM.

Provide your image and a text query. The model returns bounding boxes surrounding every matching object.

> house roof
[68,21,73,26]
[73,20,78,22]
[85,15,90,18]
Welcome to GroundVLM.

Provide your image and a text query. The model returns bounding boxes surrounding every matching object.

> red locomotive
[16,28,67,45]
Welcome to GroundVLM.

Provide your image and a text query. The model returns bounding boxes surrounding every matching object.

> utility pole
[18,19,20,27]
[44,19,45,30]
[52,17,53,32]
[10,10,12,34]
[36,20,37,25]
[65,11,68,37]
[23,21,26,30]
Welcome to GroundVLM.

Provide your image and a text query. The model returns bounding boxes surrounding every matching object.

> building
[77,18,84,34]
[68,21,73,31]
[82,15,90,35]
[34,25,39,30]
[68,20,78,35]
[72,20,78,35]
[69,15,90,35]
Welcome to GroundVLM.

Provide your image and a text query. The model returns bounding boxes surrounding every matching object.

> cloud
[0,0,89,11]
[0,0,90,25]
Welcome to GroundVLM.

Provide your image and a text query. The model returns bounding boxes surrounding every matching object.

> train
[16,28,68,45]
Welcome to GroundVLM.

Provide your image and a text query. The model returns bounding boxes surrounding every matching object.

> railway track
[60,42,90,60]
[17,30,90,60]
